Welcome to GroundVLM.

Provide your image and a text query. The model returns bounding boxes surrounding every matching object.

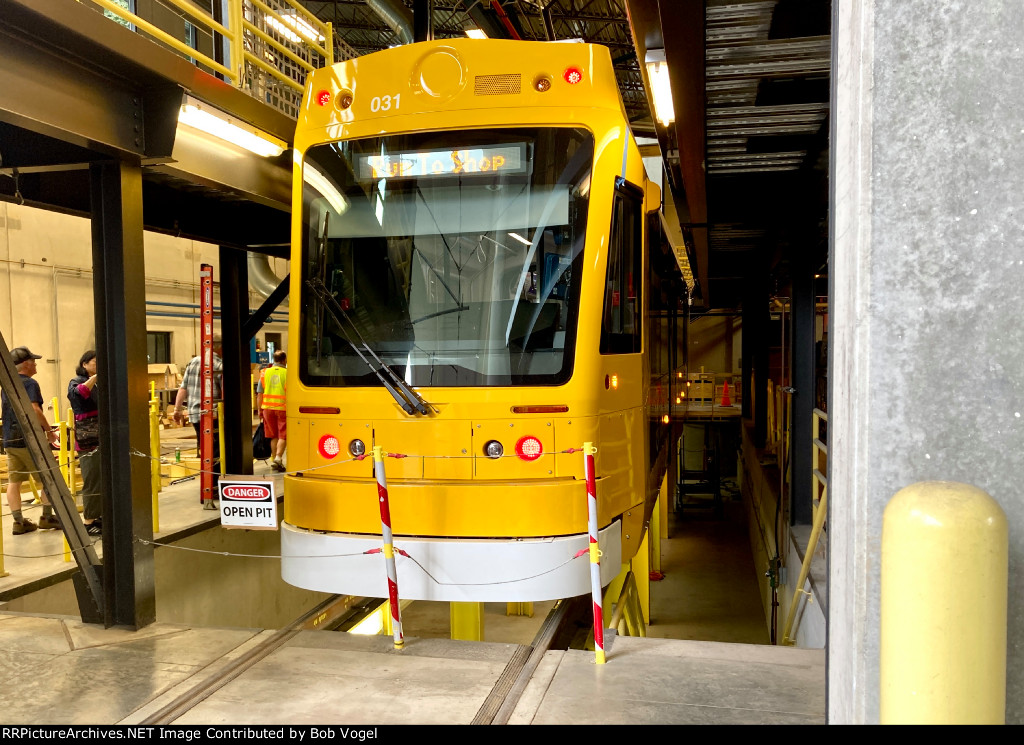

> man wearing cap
[173,338,223,509]
[2,347,61,534]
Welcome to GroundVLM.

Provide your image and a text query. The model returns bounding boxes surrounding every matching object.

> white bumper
[280,520,622,602]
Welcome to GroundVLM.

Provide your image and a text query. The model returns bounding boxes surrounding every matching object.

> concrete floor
[0,428,826,725]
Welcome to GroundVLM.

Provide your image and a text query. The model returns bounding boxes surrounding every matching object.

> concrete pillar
[830,0,1024,723]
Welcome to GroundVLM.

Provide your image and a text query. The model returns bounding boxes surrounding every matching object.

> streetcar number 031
[370,94,401,113]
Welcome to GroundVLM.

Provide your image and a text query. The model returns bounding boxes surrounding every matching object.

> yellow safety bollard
[149,382,161,534]
[0,470,8,577]
[450,602,485,641]
[65,408,78,508]
[880,481,1008,724]
[53,397,69,487]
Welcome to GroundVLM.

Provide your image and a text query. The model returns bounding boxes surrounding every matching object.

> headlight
[484,440,504,459]
[349,439,366,457]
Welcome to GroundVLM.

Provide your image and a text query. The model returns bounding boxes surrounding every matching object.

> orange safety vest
[260,365,287,411]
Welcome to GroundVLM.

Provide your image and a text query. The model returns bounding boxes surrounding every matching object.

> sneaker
[38,514,61,530]
[12,519,38,535]
[85,522,102,536]
[271,460,286,473]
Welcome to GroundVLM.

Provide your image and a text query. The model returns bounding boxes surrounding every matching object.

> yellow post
[632,528,650,624]
[450,602,485,641]
[880,481,1007,724]
[0,470,8,577]
[149,382,161,533]
[217,402,226,476]
[53,397,69,487]
[65,408,78,507]
[659,472,669,540]
[505,602,534,617]
[228,0,245,86]
[602,562,629,612]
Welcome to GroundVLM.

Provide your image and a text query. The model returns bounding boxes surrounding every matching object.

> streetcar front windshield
[299,128,593,388]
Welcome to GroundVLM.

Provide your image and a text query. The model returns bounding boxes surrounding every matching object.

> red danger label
[221,484,271,500]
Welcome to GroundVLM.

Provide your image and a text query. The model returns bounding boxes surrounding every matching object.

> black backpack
[252,421,271,460]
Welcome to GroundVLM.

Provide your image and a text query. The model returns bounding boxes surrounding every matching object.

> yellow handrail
[780,407,828,645]
[608,571,647,638]
[90,0,332,117]
[89,0,237,82]
[249,0,330,60]
[244,50,306,93]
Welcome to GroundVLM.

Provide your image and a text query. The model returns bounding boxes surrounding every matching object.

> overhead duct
[248,254,286,299]
[367,0,415,46]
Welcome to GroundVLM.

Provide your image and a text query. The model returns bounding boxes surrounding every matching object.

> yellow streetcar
[281,38,681,601]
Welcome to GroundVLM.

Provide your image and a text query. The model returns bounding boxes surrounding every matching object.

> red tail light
[515,436,543,461]
[318,434,341,459]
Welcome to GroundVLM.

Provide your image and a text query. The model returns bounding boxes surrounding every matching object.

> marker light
[318,434,341,459]
[563,66,584,85]
[316,90,331,106]
[338,92,354,109]
[662,415,670,424]
[300,406,340,414]
[511,405,568,414]
[484,440,504,459]
[515,436,543,461]
[534,76,552,92]
[349,439,366,457]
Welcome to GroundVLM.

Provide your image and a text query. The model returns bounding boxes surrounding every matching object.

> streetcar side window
[600,187,642,354]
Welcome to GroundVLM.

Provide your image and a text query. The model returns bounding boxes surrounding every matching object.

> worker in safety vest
[256,350,287,472]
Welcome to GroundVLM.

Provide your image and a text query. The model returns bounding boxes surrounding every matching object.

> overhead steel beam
[0,0,292,227]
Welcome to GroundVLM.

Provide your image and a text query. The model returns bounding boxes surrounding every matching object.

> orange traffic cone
[721,380,732,406]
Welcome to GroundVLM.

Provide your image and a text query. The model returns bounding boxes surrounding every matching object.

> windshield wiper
[313,212,329,366]
[305,277,432,416]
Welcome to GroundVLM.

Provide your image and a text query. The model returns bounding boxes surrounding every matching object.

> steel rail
[138,593,359,724]
[472,595,590,725]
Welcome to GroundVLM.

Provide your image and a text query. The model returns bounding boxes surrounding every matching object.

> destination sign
[357,144,526,180]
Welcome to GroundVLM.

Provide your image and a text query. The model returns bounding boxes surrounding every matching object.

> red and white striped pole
[373,446,404,649]
[583,441,606,664]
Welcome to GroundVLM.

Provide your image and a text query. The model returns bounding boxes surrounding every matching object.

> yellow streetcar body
[281,39,667,601]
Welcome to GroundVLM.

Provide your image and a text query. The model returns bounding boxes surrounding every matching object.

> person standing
[68,350,101,535]
[256,350,287,472]
[173,338,222,508]
[2,346,60,534]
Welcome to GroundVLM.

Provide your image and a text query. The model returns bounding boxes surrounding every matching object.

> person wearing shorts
[256,350,287,473]
[2,346,61,534]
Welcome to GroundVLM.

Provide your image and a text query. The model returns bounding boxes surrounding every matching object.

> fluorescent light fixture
[303,164,349,215]
[508,232,532,246]
[465,28,487,39]
[178,97,287,157]
[266,11,325,44]
[645,48,675,127]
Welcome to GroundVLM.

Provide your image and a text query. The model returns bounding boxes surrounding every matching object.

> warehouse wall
[0,201,289,415]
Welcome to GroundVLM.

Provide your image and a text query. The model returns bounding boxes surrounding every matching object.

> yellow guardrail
[781,408,828,645]
[89,0,336,118]
[608,571,647,638]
